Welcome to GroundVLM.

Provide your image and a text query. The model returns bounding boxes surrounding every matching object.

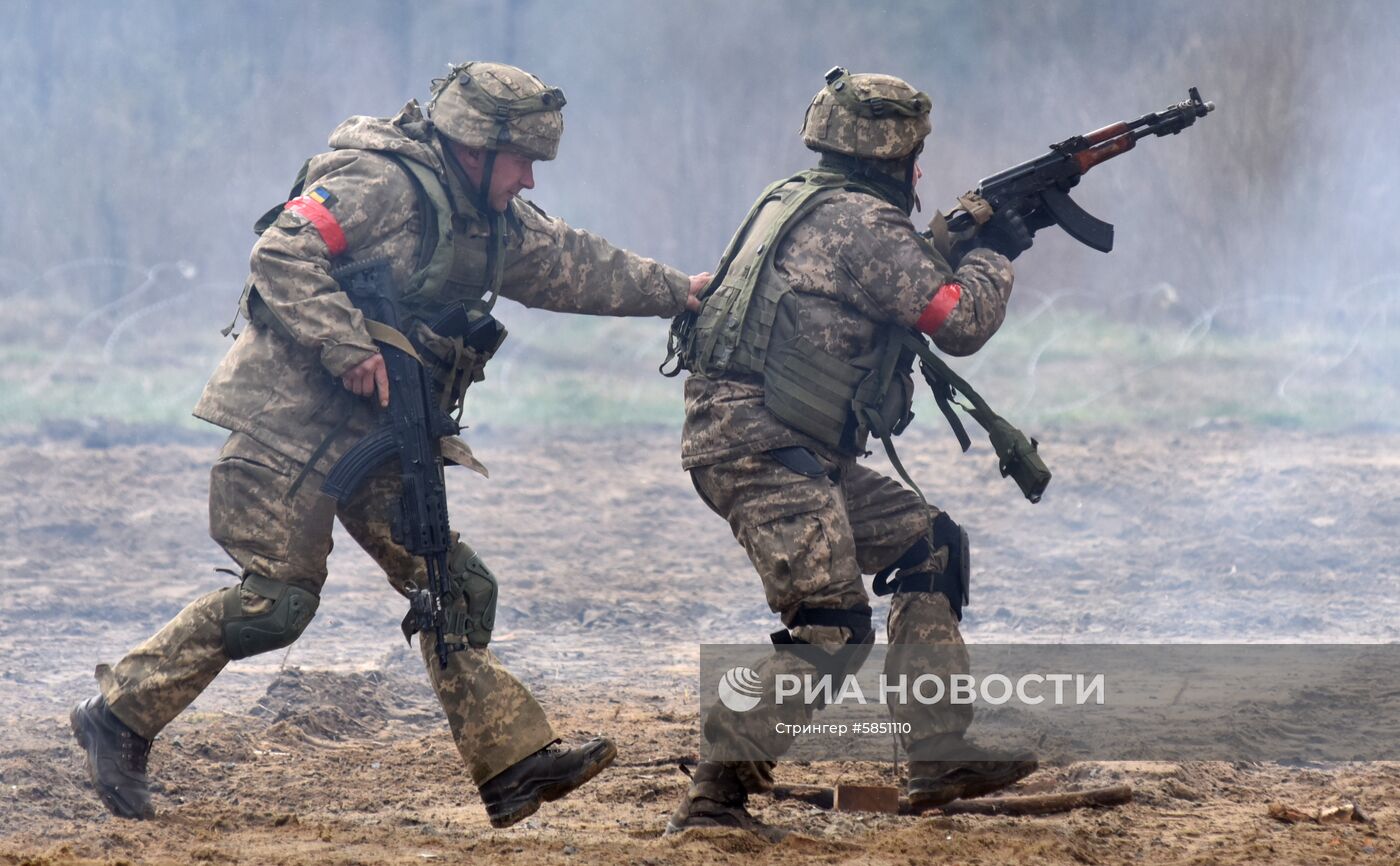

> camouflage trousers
[95,431,555,784]
[692,448,972,793]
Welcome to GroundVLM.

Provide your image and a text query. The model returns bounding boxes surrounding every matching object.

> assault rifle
[938,87,1214,253]
[321,259,506,668]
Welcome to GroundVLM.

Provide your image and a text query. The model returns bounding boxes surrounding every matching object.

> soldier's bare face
[449,142,537,212]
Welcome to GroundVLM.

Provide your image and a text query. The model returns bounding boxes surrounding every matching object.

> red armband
[916,282,963,335]
[284,188,348,258]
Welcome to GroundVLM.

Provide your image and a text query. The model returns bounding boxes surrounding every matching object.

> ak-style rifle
[937,87,1215,252]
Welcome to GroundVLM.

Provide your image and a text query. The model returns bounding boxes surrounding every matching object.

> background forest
[2,0,1397,433]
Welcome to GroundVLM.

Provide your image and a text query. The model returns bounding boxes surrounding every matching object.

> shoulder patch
[304,185,337,208]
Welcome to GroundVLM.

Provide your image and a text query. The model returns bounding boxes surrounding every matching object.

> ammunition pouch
[411,303,508,415]
[979,410,1052,504]
[221,572,320,660]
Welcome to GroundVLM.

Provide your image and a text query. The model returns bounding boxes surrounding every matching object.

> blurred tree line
[2,0,1397,379]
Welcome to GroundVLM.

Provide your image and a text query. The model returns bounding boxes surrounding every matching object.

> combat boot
[907,734,1038,811]
[664,762,788,842]
[69,695,155,820]
[478,737,616,828]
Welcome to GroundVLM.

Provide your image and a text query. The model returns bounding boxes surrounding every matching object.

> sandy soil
[0,423,1397,864]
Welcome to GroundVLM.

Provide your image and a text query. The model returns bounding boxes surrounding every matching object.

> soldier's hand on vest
[341,353,390,408]
[687,272,713,312]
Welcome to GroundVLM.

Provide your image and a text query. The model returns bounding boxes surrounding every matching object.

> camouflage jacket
[195,101,690,469]
[680,188,1014,469]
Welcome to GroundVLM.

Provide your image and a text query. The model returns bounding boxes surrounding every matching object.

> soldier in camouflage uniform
[70,61,707,828]
[666,69,1038,837]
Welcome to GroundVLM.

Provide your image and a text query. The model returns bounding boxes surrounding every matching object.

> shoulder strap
[383,155,456,304]
[690,171,864,375]
[390,154,506,316]
[663,170,876,376]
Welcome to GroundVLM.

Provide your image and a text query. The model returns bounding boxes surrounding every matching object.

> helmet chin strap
[478,147,498,214]
[906,145,923,214]
[476,102,515,216]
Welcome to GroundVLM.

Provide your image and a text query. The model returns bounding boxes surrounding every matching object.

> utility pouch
[412,303,508,413]
[975,411,1051,504]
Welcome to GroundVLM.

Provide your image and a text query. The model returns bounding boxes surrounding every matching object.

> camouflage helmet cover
[428,61,566,161]
[801,67,932,160]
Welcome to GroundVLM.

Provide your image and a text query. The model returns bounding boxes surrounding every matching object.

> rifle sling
[287,412,353,501]
[901,330,1050,503]
[867,409,930,511]
[929,374,973,452]
[364,319,425,365]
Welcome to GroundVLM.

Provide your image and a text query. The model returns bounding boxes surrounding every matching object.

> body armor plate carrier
[666,169,1051,504]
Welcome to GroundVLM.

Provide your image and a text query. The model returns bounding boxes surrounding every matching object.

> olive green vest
[683,169,914,455]
[244,150,504,323]
[384,154,506,320]
[676,169,1052,504]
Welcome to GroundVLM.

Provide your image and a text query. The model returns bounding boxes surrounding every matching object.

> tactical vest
[674,169,1053,504]
[239,146,508,415]
[682,169,915,455]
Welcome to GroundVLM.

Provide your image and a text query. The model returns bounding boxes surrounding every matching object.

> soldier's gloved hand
[973,207,1034,262]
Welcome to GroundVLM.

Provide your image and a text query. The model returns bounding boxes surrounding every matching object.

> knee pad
[872,513,970,620]
[221,572,319,660]
[771,605,875,684]
[443,539,498,649]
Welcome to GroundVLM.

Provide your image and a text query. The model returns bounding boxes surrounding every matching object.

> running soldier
[71,61,707,829]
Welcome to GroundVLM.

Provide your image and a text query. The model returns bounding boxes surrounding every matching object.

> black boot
[70,695,155,820]
[478,737,616,829]
[907,734,1037,811]
[664,762,787,841]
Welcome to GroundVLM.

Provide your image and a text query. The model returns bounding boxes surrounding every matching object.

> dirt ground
[1,423,1397,865]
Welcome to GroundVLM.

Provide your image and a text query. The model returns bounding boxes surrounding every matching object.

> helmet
[428,61,566,161]
[800,67,931,160]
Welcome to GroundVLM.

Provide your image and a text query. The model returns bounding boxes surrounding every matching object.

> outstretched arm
[497,200,696,317]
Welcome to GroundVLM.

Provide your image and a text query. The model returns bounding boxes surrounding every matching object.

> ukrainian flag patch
[305,185,336,207]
